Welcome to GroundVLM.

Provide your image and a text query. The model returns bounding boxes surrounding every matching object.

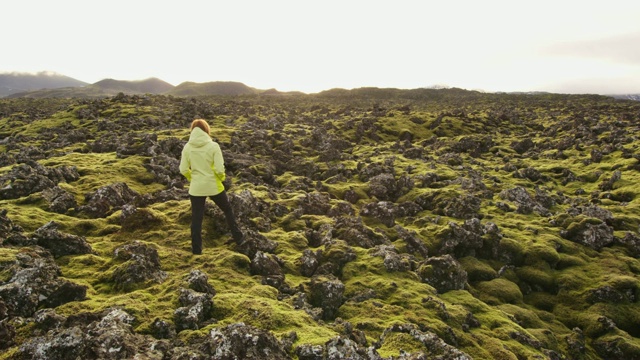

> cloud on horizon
[545,31,640,65]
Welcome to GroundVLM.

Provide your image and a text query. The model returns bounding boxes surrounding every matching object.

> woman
[179,119,243,255]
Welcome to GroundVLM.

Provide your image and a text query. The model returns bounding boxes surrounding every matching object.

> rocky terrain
[0,89,639,359]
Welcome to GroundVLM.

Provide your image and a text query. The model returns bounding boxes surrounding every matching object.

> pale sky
[3,0,640,94]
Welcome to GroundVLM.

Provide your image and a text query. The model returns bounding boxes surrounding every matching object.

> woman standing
[179,119,243,254]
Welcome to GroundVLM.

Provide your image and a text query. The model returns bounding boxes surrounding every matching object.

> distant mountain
[0,71,88,97]
[5,77,176,98]
[610,94,640,101]
[92,77,174,94]
[168,81,258,96]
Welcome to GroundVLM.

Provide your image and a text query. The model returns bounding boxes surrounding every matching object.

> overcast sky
[3,0,640,94]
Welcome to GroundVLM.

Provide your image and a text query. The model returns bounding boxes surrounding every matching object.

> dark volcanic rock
[135,186,188,207]
[235,228,278,259]
[368,173,411,202]
[599,170,621,191]
[499,186,552,216]
[378,323,472,359]
[323,336,377,360]
[414,190,482,219]
[438,218,484,257]
[361,201,399,227]
[333,216,390,249]
[315,241,356,277]
[174,288,214,331]
[592,335,640,360]
[111,241,166,290]
[201,322,292,359]
[511,138,535,154]
[418,255,468,293]
[560,218,615,251]
[298,249,322,277]
[186,269,216,296]
[616,232,640,257]
[369,244,416,272]
[229,189,274,230]
[119,204,163,231]
[309,275,345,321]
[32,221,93,258]
[41,186,77,213]
[149,318,176,340]
[0,209,30,246]
[250,250,285,289]
[144,154,183,187]
[587,285,637,304]
[0,318,15,349]
[0,247,86,319]
[16,308,164,360]
[299,191,332,215]
[78,182,139,218]
[34,308,67,332]
[395,225,429,258]
[0,160,79,200]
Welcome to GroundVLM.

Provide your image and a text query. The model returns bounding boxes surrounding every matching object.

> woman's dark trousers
[190,191,243,254]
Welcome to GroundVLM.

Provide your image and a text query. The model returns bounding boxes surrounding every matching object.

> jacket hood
[188,127,212,148]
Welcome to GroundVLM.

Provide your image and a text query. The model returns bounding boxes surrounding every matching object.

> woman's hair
[190,119,210,135]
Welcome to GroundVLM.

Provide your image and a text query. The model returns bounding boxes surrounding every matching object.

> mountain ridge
[0,71,88,97]
[2,71,640,100]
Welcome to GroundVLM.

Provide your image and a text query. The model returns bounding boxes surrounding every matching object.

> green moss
[515,266,556,293]
[523,242,560,268]
[497,304,545,329]
[589,302,640,337]
[556,253,587,269]
[2,93,640,358]
[474,278,523,305]
[459,256,498,282]
[377,332,426,358]
[594,334,640,358]
[524,292,558,312]
[0,247,19,282]
[42,153,164,196]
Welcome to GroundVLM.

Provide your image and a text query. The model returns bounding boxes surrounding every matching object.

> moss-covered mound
[1,90,639,359]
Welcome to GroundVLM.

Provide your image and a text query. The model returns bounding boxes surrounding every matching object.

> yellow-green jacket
[179,127,226,196]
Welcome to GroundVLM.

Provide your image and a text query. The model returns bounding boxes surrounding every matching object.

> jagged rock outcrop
[235,228,278,259]
[0,247,86,319]
[314,240,356,277]
[119,204,163,231]
[367,173,413,202]
[560,217,615,251]
[361,201,400,227]
[174,288,214,331]
[41,186,77,213]
[377,323,472,359]
[369,244,416,272]
[309,275,345,321]
[32,221,93,258]
[333,216,390,249]
[395,225,429,258]
[251,250,285,289]
[186,269,216,296]
[14,308,163,360]
[199,322,292,359]
[78,182,139,218]
[0,160,79,200]
[134,186,188,207]
[418,255,468,293]
[111,241,166,290]
[436,218,502,259]
[499,186,553,216]
[0,209,30,246]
